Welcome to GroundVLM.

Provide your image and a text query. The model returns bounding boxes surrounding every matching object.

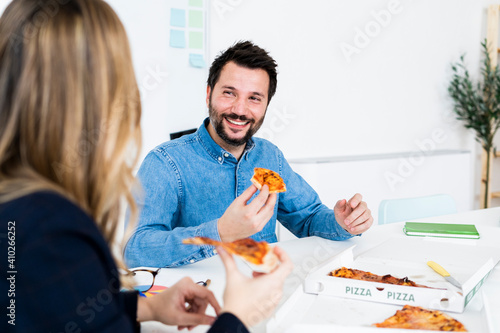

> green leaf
[448,38,500,149]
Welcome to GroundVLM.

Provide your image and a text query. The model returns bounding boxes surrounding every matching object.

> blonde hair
[0,0,141,276]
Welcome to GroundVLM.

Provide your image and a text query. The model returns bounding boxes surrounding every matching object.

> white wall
[2,0,499,208]
[105,0,209,163]
[208,0,500,211]
[210,0,481,158]
[109,0,498,208]
[279,149,472,241]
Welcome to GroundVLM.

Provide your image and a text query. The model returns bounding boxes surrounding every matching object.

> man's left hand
[334,193,373,235]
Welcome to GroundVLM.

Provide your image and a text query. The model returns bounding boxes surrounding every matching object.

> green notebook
[403,222,480,239]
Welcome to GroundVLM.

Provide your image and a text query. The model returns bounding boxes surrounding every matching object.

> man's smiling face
[207,61,269,148]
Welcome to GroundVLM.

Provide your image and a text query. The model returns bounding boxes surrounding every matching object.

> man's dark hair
[207,41,278,104]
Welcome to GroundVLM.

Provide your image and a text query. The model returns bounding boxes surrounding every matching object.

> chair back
[378,194,457,225]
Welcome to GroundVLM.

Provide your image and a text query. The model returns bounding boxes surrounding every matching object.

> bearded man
[125,41,373,268]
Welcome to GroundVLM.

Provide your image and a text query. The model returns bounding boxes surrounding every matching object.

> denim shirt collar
[197,117,255,164]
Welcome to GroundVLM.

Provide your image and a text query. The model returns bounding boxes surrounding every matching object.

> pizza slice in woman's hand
[183,236,279,273]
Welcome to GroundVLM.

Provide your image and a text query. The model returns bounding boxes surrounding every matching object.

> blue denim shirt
[124,118,353,268]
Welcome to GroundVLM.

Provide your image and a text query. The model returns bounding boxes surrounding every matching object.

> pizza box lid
[268,273,495,332]
[303,237,498,313]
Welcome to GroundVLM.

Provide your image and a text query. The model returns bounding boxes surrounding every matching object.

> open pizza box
[303,237,499,313]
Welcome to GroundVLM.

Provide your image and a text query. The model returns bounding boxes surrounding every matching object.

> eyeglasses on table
[125,268,211,293]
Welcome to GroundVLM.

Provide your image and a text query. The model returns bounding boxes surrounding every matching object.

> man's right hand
[217,184,277,242]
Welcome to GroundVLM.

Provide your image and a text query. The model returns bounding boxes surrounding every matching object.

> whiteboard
[163,0,210,136]
[106,0,211,160]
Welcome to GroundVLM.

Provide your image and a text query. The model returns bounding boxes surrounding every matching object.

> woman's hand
[217,245,293,328]
[137,276,221,330]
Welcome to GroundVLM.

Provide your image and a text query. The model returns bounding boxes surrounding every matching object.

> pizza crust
[246,249,279,273]
[250,176,264,191]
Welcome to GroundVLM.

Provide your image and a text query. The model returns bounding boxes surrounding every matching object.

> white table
[140,208,500,332]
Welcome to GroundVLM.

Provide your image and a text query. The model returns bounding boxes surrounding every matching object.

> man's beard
[208,101,265,147]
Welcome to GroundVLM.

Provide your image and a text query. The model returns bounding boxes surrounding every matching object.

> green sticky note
[189,10,203,28]
[189,0,203,7]
[189,31,203,49]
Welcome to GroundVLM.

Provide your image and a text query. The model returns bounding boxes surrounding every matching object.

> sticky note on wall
[188,10,203,28]
[170,8,186,27]
[189,54,206,68]
[189,31,203,49]
[188,0,203,7]
[170,30,185,48]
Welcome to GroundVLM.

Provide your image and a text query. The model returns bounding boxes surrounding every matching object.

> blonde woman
[0,0,292,332]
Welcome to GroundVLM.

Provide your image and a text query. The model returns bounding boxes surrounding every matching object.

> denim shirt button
[217,157,222,162]
[223,153,229,157]
[189,259,195,263]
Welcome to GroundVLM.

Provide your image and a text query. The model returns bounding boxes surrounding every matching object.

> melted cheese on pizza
[330,267,429,288]
[251,167,286,193]
[182,236,278,271]
[374,305,467,331]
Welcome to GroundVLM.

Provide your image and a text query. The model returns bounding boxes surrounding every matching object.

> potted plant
[448,40,500,208]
